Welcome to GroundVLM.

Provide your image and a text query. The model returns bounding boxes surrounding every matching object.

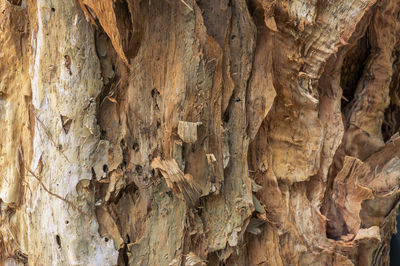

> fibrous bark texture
[1,0,400,265]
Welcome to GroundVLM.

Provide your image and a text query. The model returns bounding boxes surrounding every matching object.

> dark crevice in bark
[118,242,129,266]
[247,0,265,23]
[114,0,142,60]
[6,0,21,6]
[320,8,375,241]
[390,210,400,265]
[382,103,400,141]
[340,30,371,112]
[196,0,231,48]
[382,46,400,141]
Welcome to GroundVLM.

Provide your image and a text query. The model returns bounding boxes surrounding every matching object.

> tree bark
[1,0,400,265]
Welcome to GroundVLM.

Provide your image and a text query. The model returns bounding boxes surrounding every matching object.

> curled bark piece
[185,252,206,266]
[152,157,202,207]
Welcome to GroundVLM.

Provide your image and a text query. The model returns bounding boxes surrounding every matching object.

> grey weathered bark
[1,0,400,265]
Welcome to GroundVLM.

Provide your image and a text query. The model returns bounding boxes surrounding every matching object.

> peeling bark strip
[1,0,400,265]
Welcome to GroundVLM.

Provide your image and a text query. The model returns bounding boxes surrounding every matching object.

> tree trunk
[1,0,400,265]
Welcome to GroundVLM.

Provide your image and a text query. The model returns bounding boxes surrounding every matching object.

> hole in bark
[51,7,55,12]
[151,89,160,111]
[132,142,139,152]
[55,235,61,248]
[103,164,108,173]
[323,195,350,240]
[151,88,160,98]
[340,31,370,111]
[64,55,72,76]
[100,130,107,140]
[65,220,69,225]
[135,165,143,174]
[104,237,109,242]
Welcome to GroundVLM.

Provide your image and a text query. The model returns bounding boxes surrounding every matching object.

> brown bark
[0,0,400,265]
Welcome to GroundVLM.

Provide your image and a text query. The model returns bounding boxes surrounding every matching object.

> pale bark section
[0,0,400,265]
[1,0,118,264]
